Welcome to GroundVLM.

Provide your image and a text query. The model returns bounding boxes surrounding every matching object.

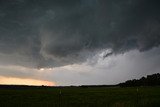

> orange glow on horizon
[0,76,55,86]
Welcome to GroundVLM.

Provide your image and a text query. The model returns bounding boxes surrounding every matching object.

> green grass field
[0,86,160,107]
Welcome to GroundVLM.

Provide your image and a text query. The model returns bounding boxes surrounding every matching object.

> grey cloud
[0,0,160,68]
[0,65,39,79]
[46,47,160,85]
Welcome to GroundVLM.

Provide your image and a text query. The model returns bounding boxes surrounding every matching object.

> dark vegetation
[0,73,160,107]
[119,73,160,87]
[0,86,160,107]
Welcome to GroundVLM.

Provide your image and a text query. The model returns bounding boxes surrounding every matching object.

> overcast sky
[0,0,160,86]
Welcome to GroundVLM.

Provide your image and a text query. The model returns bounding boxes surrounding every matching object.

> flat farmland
[0,86,160,107]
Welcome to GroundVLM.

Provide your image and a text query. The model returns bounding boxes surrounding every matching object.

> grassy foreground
[0,86,160,107]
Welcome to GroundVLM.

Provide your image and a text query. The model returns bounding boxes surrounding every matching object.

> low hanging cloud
[0,0,160,68]
[41,47,160,85]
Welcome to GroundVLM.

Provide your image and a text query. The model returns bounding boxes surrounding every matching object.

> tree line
[119,73,160,87]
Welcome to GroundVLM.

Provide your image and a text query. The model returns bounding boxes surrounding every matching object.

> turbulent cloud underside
[0,0,160,69]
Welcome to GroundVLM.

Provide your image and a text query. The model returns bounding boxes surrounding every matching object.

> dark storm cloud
[0,0,160,68]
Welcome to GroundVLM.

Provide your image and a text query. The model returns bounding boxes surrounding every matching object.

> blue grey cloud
[0,0,160,68]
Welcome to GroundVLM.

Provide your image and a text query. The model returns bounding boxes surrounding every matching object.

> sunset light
[0,76,55,86]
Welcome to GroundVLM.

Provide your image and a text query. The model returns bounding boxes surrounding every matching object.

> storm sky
[0,0,160,86]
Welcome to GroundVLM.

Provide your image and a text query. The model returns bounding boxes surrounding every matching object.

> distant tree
[119,73,160,87]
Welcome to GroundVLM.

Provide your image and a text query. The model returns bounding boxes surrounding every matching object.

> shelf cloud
[0,0,160,69]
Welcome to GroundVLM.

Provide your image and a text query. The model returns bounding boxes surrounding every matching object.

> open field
[0,86,160,107]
